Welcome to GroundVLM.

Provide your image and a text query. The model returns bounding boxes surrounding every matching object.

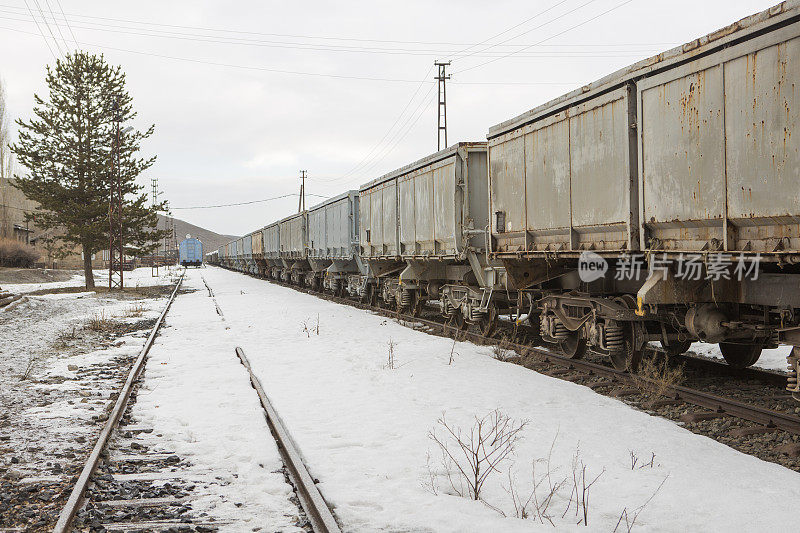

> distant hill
[156,214,238,255]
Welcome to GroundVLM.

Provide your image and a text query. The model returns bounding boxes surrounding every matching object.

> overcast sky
[0,0,776,237]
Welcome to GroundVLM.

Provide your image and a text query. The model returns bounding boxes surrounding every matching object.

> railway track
[222,267,800,470]
[54,272,341,532]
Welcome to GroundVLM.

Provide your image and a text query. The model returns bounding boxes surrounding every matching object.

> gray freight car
[488,1,800,377]
[250,229,264,276]
[307,191,367,295]
[263,222,281,279]
[278,212,309,284]
[241,234,254,274]
[360,142,508,333]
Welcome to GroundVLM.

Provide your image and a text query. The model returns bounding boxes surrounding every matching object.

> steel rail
[54,272,185,533]
[234,347,342,533]
[256,274,800,436]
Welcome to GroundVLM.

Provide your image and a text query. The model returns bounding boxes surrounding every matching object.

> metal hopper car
[208,1,800,398]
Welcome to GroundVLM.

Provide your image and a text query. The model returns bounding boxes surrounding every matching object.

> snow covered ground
[128,271,305,531]
[0,272,173,528]
[3,266,182,294]
[689,342,792,372]
[196,266,800,532]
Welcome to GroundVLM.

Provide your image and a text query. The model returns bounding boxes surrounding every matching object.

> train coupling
[788,346,800,401]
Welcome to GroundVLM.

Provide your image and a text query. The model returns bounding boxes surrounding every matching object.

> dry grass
[0,238,39,268]
[632,356,685,409]
[492,336,514,362]
[122,302,146,317]
[85,310,113,332]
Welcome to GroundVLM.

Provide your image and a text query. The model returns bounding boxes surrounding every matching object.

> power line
[43,0,69,53]
[0,2,673,48]
[172,192,329,210]
[450,0,573,60]
[455,0,638,74]
[30,0,63,56]
[22,0,56,59]
[0,10,663,58]
[317,64,435,184]
[53,0,77,48]
[0,24,596,85]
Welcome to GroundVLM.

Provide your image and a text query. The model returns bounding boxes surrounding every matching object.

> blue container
[179,238,204,267]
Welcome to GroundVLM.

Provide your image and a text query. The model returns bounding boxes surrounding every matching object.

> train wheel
[719,342,762,369]
[410,292,425,317]
[474,304,498,337]
[609,296,644,372]
[660,339,692,357]
[559,332,586,359]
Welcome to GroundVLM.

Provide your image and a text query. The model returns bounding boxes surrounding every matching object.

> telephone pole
[151,177,158,208]
[108,99,123,290]
[298,170,307,212]
[434,60,451,151]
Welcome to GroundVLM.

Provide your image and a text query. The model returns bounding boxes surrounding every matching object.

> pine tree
[10,52,167,288]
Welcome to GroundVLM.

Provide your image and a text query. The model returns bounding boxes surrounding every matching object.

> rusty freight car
[487,1,800,384]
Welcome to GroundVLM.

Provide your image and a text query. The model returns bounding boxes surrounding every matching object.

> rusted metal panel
[263,224,280,258]
[361,143,487,260]
[524,113,570,249]
[399,174,415,252]
[359,189,371,254]
[725,37,800,252]
[242,234,253,258]
[637,22,800,253]
[308,191,358,260]
[279,213,306,259]
[381,182,397,255]
[489,135,526,252]
[570,91,632,249]
[489,87,635,254]
[251,230,263,257]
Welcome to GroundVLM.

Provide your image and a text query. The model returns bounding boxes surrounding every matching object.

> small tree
[10,52,167,288]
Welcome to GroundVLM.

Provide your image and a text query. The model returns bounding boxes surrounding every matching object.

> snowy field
[2,266,181,294]
[192,266,800,532]
[0,269,176,528]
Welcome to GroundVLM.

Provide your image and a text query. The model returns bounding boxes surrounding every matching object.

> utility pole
[151,177,158,208]
[298,170,307,213]
[434,60,451,151]
[163,200,170,264]
[108,99,123,290]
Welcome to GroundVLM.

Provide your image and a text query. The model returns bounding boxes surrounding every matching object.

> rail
[53,272,185,533]
[234,347,342,533]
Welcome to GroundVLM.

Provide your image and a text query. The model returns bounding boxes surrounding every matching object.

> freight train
[207,2,800,400]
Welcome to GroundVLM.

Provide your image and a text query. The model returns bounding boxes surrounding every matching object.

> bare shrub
[20,355,39,380]
[614,475,670,532]
[492,336,514,361]
[386,339,396,369]
[301,315,321,338]
[632,356,684,408]
[502,437,603,526]
[0,238,39,267]
[629,451,657,470]
[122,302,146,317]
[85,310,112,331]
[428,410,527,501]
[53,325,78,350]
[448,334,460,365]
